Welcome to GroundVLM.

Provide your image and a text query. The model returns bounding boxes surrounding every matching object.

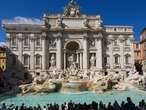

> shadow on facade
[1,48,33,95]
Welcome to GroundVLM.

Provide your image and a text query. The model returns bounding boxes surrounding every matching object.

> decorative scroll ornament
[49,39,56,48]
[63,0,80,17]
[89,39,95,48]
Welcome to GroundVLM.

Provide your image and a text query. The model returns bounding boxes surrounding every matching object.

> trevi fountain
[1,0,146,106]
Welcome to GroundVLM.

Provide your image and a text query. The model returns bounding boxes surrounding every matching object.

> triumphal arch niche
[44,0,104,74]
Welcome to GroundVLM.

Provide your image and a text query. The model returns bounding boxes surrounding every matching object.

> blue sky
[0,0,146,42]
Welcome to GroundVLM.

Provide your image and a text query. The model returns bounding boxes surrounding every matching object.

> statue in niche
[90,54,96,68]
[68,54,77,76]
[68,54,77,69]
[50,54,56,69]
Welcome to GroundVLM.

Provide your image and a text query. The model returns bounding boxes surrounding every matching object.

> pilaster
[83,36,89,70]
[95,33,103,70]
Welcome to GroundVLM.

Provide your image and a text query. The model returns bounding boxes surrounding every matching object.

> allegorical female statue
[50,54,56,68]
[90,54,96,68]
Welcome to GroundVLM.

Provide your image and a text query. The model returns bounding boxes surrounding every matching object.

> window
[125,39,129,46]
[113,39,118,46]
[24,36,29,46]
[114,55,120,64]
[144,34,146,39]
[12,55,17,65]
[144,43,146,48]
[137,52,139,57]
[144,51,146,57]
[136,44,139,49]
[125,54,131,64]
[11,37,17,46]
[35,54,41,65]
[144,61,146,65]
[36,37,41,46]
[23,54,30,65]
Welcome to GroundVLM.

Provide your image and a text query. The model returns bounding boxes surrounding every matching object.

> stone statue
[68,54,77,70]
[90,54,96,68]
[84,19,90,28]
[57,17,63,28]
[76,7,80,16]
[63,0,80,17]
[50,54,56,69]
[43,13,50,28]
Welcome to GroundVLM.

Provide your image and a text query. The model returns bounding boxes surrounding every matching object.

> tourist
[124,97,136,110]
[107,102,113,110]
[1,97,146,110]
[120,101,125,110]
[2,103,6,110]
[99,101,105,110]
[113,100,120,110]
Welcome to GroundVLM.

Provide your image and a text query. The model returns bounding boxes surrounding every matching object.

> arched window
[125,39,130,46]
[35,54,41,66]
[11,37,17,46]
[125,54,131,64]
[12,54,17,65]
[23,54,30,66]
[36,37,41,46]
[114,54,120,64]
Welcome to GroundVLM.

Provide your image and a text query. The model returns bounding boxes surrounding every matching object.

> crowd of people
[0,97,146,110]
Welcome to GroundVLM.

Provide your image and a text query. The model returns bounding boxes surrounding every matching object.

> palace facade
[2,0,134,78]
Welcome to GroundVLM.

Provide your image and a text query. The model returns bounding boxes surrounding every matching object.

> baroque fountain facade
[2,0,145,94]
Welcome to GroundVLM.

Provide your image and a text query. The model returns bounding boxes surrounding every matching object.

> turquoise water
[0,90,146,107]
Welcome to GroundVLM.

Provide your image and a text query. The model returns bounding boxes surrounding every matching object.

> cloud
[2,16,43,25]
[0,42,6,47]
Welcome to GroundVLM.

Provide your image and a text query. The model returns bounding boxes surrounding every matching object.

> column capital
[56,32,63,39]
[6,33,11,40]
[41,32,47,40]
[119,35,125,42]
[30,33,36,41]
[17,33,23,40]
[94,33,103,40]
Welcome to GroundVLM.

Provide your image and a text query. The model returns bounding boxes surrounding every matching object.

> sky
[0,0,146,42]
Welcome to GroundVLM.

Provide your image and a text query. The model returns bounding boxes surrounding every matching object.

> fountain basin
[0,89,146,107]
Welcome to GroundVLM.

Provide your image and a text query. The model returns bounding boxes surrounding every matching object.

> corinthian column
[42,32,47,71]
[83,36,89,70]
[30,34,35,72]
[119,36,124,69]
[17,33,23,66]
[56,33,62,70]
[95,33,103,70]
